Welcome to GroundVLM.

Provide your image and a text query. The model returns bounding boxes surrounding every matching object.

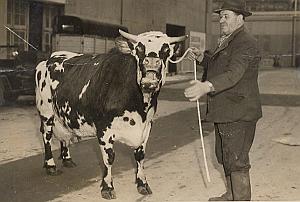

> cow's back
[36,50,146,138]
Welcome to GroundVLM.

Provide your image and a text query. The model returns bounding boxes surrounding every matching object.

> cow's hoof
[62,159,77,168]
[137,183,152,195]
[101,188,116,200]
[45,166,63,176]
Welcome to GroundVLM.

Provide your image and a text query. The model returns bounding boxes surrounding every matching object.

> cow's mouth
[141,72,159,93]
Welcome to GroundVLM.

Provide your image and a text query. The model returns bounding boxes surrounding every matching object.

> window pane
[7,31,11,45]
[20,14,25,25]
[7,13,12,24]
[7,0,12,10]
[14,16,20,25]
[45,7,50,28]
[45,33,49,43]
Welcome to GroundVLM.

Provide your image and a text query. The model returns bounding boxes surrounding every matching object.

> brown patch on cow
[123,117,129,122]
[130,119,136,126]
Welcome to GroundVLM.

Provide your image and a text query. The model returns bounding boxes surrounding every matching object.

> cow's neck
[142,92,155,112]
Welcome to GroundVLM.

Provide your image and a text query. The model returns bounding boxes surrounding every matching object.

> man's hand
[186,47,204,63]
[184,80,212,101]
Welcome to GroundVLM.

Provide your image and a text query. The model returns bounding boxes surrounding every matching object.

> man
[184,0,262,201]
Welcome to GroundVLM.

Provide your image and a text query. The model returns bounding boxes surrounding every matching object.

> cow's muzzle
[141,71,159,92]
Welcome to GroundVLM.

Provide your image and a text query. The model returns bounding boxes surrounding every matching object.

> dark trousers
[214,121,257,176]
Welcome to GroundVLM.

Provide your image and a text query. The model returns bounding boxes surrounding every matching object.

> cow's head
[118,30,187,94]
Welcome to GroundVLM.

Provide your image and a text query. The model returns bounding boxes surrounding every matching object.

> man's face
[219,10,242,36]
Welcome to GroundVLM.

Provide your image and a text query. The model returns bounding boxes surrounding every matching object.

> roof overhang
[29,0,66,5]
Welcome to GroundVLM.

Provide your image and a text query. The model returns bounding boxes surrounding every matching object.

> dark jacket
[202,26,262,123]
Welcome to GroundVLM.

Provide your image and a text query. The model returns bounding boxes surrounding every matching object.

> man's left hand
[184,80,212,101]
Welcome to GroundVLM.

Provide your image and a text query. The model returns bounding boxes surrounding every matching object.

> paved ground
[0,67,300,202]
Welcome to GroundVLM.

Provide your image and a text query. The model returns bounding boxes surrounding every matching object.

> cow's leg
[134,144,152,195]
[99,133,116,200]
[134,121,152,195]
[40,115,61,175]
[60,140,77,168]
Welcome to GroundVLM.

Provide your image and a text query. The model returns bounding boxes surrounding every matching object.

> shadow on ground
[0,107,214,202]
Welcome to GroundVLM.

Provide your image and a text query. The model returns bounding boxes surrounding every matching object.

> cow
[35,30,187,200]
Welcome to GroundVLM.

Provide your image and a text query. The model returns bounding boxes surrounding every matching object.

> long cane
[193,60,211,183]
[169,48,211,183]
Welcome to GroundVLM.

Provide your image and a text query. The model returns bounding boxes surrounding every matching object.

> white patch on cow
[136,161,146,182]
[50,80,59,90]
[105,109,154,148]
[50,51,83,58]
[53,62,64,72]
[47,158,55,166]
[94,62,99,66]
[50,51,83,89]
[135,32,174,57]
[36,61,55,119]
[74,113,97,137]
[51,51,82,72]
[64,149,71,159]
[52,114,97,143]
[62,101,71,116]
[79,80,90,99]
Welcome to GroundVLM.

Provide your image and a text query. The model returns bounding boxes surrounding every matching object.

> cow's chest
[104,109,154,148]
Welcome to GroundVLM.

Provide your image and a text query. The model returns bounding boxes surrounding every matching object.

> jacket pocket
[225,91,245,103]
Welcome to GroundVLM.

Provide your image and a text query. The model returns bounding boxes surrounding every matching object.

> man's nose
[219,16,225,23]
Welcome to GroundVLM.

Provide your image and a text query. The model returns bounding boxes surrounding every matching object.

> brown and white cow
[35,30,187,199]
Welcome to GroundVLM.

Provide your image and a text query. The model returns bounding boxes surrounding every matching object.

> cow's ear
[115,36,133,54]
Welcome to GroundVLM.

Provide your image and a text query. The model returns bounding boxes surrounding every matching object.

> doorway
[166,24,186,74]
[29,2,43,51]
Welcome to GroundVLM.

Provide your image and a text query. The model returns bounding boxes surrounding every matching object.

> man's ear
[237,14,244,23]
[115,36,134,54]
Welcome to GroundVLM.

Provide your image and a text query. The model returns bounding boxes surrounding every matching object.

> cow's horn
[169,35,188,44]
[119,30,138,42]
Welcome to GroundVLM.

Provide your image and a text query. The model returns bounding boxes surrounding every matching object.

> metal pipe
[120,0,123,25]
[292,0,298,67]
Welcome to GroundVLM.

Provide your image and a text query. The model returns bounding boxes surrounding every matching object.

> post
[120,0,123,25]
[292,0,298,67]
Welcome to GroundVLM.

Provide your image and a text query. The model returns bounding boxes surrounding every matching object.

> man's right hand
[186,47,204,63]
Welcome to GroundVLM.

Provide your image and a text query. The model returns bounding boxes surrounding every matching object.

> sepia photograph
[0,0,299,201]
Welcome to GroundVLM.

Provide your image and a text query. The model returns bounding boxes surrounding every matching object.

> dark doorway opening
[166,24,186,74]
[29,2,43,51]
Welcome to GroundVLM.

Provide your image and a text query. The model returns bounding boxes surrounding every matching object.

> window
[14,0,26,26]
[43,5,63,53]
[6,0,28,52]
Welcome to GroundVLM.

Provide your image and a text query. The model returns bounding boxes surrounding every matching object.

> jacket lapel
[212,26,245,57]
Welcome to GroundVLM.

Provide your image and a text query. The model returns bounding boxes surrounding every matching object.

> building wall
[64,0,122,25]
[0,0,7,59]
[0,0,212,72]
[64,0,212,72]
[64,0,211,49]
